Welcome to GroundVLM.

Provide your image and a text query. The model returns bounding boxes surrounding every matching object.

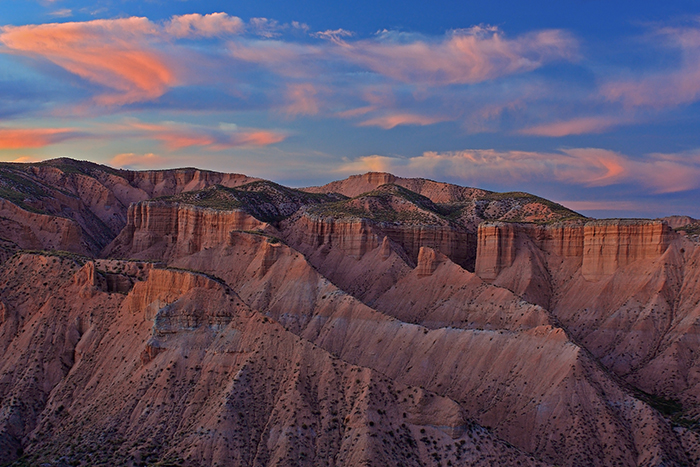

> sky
[1,1,700,218]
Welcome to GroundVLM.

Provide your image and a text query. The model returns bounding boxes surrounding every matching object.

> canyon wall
[286,213,475,269]
[104,201,269,259]
[475,220,672,281]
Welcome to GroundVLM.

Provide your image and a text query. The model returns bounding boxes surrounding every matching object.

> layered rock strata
[104,201,269,259]
[475,220,671,282]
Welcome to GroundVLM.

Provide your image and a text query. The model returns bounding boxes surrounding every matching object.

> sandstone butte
[0,158,699,466]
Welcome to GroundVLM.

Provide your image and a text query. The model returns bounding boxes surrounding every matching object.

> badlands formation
[0,158,699,466]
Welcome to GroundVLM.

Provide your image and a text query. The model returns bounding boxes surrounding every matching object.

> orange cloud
[0,18,176,105]
[229,130,287,147]
[119,119,287,150]
[0,128,79,149]
[358,113,446,129]
[125,121,214,149]
[519,116,624,137]
[8,156,41,163]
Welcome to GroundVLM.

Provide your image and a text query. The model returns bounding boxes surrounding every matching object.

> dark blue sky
[1,0,700,217]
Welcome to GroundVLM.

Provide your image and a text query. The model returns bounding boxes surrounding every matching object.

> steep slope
[0,253,545,467]
[473,219,700,433]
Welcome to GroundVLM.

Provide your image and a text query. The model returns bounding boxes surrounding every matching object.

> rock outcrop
[104,201,270,259]
[581,220,672,280]
[475,220,671,282]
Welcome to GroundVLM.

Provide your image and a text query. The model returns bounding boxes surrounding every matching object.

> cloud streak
[119,120,287,150]
[339,147,700,194]
[165,13,244,38]
[334,26,577,86]
[357,112,447,129]
[602,21,700,109]
[518,116,627,137]
[0,127,82,149]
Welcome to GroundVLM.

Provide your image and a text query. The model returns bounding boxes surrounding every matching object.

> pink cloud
[166,13,243,38]
[357,112,447,129]
[335,26,577,86]
[282,83,320,116]
[228,40,323,79]
[334,106,376,118]
[119,120,287,150]
[338,147,700,194]
[0,127,80,149]
[602,24,700,109]
[519,116,625,137]
[0,18,176,105]
[228,130,286,147]
[228,25,576,88]
[125,121,215,149]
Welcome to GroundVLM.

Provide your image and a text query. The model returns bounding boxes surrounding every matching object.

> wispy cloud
[0,15,580,131]
[602,21,700,109]
[282,83,321,116]
[357,112,447,129]
[165,13,243,38]
[0,17,174,106]
[333,26,577,86]
[48,8,72,18]
[0,127,82,149]
[117,119,287,150]
[518,116,627,137]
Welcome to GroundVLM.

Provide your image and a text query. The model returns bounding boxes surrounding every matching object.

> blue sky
[2,1,700,217]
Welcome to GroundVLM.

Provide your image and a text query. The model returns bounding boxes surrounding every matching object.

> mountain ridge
[0,158,699,466]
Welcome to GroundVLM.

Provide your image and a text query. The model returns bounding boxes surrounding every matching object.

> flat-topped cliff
[475,219,673,282]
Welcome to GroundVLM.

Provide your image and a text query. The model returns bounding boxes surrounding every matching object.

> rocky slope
[472,219,700,435]
[1,158,699,466]
[0,158,258,256]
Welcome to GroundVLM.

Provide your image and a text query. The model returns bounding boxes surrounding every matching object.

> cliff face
[148,231,688,467]
[104,201,269,259]
[283,213,475,269]
[581,220,672,280]
[475,220,670,282]
[472,219,700,426]
[0,199,85,253]
[0,159,259,255]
